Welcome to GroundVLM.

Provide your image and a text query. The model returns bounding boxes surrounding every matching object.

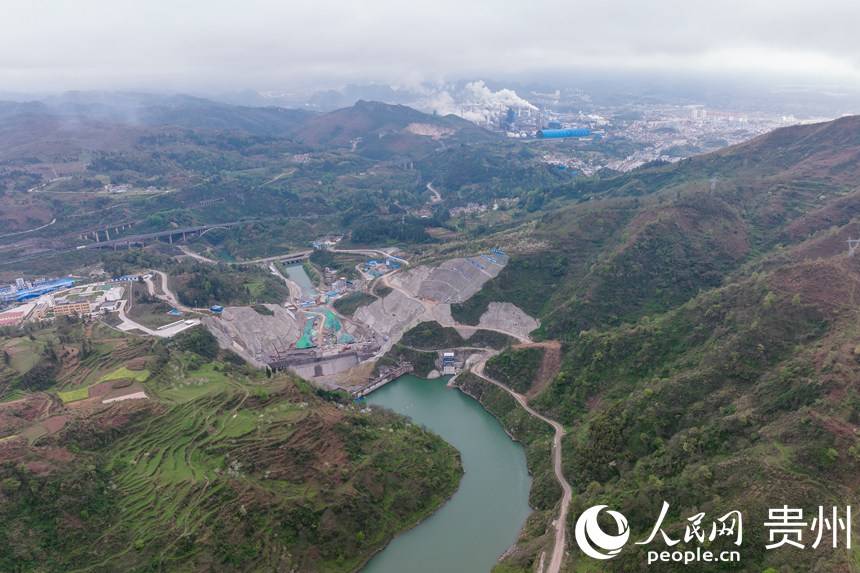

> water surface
[284,263,317,298]
[364,375,531,573]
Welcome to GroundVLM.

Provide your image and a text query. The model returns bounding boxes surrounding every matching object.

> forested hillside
[461,116,860,572]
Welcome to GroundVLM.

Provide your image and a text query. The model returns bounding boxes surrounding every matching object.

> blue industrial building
[0,278,75,303]
[537,128,591,139]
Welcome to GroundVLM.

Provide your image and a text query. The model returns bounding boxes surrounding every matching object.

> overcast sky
[2,0,859,92]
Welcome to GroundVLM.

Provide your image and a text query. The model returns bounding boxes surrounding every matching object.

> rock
[427,369,441,379]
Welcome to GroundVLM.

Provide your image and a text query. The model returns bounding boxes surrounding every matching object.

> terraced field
[0,319,462,573]
[48,376,463,572]
[97,392,267,564]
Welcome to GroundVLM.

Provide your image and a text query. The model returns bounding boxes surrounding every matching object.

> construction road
[471,352,572,573]
[375,262,570,571]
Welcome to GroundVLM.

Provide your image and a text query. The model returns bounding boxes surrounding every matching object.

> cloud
[1,0,859,91]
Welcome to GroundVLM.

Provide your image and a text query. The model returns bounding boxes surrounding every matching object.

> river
[363,374,532,573]
[283,263,317,298]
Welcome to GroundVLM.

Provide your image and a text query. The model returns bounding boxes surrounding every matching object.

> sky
[2,0,860,92]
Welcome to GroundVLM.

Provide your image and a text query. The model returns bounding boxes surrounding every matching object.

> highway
[178,244,312,265]
[80,222,243,249]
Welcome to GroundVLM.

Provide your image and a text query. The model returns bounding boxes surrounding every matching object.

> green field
[99,366,150,383]
[57,386,90,403]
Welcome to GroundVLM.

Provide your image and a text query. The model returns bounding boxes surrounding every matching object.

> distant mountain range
[0,93,496,161]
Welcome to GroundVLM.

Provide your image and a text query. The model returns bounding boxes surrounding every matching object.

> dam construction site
[199,245,537,397]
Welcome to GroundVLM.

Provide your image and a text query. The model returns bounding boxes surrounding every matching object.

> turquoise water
[364,375,532,573]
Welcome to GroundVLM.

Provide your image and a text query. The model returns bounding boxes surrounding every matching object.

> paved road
[115,299,200,338]
[471,352,572,573]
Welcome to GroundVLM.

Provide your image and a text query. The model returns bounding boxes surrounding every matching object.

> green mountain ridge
[459,115,860,572]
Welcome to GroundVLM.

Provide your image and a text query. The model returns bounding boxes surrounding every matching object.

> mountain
[135,96,313,136]
[453,116,860,572]
[0,93,314,168]
[292,100,497,158]
[40,92,315,136]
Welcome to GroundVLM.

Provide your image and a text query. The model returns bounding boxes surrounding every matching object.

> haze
[2,0,860,92]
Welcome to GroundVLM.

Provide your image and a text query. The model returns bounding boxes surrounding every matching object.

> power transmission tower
[848,238,860,256]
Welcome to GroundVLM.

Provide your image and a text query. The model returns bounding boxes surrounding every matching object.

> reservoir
[363,375,532,573]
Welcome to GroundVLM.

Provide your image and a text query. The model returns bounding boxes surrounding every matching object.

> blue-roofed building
[1,278,75,304]
[537,128,591,139]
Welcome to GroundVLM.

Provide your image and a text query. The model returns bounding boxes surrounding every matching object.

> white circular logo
[574,505,630,560]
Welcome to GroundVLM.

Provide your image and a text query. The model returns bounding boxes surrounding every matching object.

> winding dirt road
[374,260,570,570]
[472,353,572,573]
[0,217,57,239]
[144,270,198,314]
[427,182,442,203]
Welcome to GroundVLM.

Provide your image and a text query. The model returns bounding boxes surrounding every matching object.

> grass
[3,338,42,373]
[99,366,150,383]
[58,386,90,403]
[127,300,178,328]
[0,389,27,402]
[156,363,231,403]
[245,279,266,299]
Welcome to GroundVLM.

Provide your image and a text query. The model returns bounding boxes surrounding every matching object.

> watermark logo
[574,501,852,566]
[574,505,630,560]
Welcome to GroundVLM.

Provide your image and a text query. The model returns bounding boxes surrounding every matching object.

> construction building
[441,352,457,375]
[52,301,94,317]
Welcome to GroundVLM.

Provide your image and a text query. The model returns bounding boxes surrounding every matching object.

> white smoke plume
[418,80,537,128]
